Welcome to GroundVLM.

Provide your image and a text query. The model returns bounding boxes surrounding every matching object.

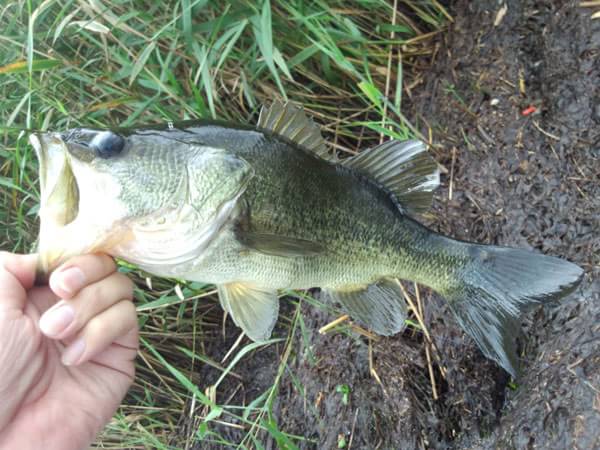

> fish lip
[30,132,50,195]
[30,131,80,276]
[29,132,77,209]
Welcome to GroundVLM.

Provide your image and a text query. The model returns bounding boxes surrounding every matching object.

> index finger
[49,253,118,299]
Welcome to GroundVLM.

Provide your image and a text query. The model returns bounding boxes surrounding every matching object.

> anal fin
[322,279,408,335]
[217,282,279,342]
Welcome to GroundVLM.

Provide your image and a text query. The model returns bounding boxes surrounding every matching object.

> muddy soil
[429,1,600,448]
[277,1,599,448]
[192,1,599,448]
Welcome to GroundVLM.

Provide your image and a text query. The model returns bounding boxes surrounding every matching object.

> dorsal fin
[258,101,330,159]
[342,140,440,215]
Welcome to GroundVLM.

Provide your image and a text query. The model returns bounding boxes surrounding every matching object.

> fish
[29,101,583,376]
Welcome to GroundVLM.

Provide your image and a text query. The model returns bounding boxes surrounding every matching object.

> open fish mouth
[29,132,80,280]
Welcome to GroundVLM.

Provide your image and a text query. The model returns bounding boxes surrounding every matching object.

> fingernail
[52,267,85,295]
[62,338,86,366]
[39,302,75,337]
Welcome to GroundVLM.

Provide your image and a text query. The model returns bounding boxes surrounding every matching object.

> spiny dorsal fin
[258,101,330,159]
[343,140,440,215]
[322,279,408,336]
[218,282,279,342]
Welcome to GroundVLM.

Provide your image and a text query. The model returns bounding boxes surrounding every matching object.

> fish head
[31,128,198,278]
[31,126,253,279]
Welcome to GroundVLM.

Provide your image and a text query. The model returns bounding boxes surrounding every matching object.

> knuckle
[73,283,109,315]
[97,253,117,273]
[86,315,110,337]
[84,281,106,303]
[122,301,138,329]
[114,272,134,296]
[123,299,137,316]
[57,254,84,271]
[79,272,131,304]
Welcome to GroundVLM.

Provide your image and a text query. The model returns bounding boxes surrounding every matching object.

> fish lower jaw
[36,220,127,278]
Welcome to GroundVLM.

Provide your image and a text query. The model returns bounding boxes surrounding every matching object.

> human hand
[0,252,138,450]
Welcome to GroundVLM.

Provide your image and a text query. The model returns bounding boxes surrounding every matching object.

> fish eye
[89,131,125,158]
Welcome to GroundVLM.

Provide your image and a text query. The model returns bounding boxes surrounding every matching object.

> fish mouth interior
[30,132,80,244]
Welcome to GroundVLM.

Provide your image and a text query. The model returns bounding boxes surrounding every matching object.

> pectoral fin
[322,279,408,335]
[236,231,325,257]
[217,282,279,342]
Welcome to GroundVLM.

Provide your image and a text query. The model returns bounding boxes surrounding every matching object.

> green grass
[0,1,448,448]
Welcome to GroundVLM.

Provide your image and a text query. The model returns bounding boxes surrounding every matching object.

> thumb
[0,252,38,311]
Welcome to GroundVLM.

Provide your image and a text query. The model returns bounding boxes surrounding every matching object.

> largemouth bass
[30,102,583,376]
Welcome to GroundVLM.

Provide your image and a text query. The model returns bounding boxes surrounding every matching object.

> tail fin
[442,245,583,377]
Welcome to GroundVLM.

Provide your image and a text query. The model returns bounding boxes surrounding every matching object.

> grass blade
[129,41,157,86]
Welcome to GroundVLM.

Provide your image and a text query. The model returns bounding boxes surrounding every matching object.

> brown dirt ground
[188,1,599,448]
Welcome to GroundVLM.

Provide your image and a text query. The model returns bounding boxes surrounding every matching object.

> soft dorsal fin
[218,282,279,342]
[322,279,408,336]
[342,140,440,215]
[258,101,330,159]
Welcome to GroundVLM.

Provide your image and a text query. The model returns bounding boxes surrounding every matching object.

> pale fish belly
[178,228,395,290]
